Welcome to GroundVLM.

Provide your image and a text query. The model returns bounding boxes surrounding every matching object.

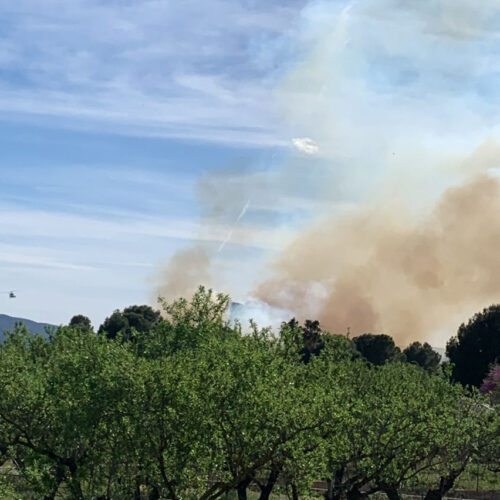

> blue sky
[1,0,500,336]
[0,0,311,325]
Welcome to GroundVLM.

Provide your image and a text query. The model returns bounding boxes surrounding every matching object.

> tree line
[0,287,498,499]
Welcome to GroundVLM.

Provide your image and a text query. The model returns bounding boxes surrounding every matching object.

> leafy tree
[403,341,441,372]
[244,336,353,500]
[447,305,500,387]
[419,395,493,500]
[317,362,488,500]
[98,304,161,341]
[1,288,497,499]
[283,318,325,363]
[476,403,500,475]
[302,319,324,361]
[68,314,93,332]
[126,290,338,500]
[353,333,403,365]
[0,325,141,498]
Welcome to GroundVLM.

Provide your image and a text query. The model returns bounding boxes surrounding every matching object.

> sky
[1,0,500,343]
[0,0,309,325]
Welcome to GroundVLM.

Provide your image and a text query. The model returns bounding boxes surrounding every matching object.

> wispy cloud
[0,0,305,145]
[0,205,295,251]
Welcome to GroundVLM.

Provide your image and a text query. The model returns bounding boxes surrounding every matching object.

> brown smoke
[152,0,500,345]
[256,173,500,346]
[153,156,324,305]
[156,246,212,302]
[154,164,250,303]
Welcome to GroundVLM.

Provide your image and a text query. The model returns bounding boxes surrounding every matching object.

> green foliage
[68,315,93,332]
[0,324,140,498]
[282,318,325,363]
[403,341,441,372]
[353,333,403,365]
[98,304,161,341]
[0,288,496,499]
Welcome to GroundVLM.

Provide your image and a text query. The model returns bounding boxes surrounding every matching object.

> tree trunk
[134,479,142,500]
[423,466,466,500]
[150,485,161,500]
[237,485,247,500]
[157,453,178,500]
[291,482,299,500]
[346,487,369,500]
[43,464,66,500]
[424,477,454,500]
[258,464,281,500]
[237,477,253,500]
[324,478,334,500]
[67,460,84,500]
[323,467,344,500]
[382,485,402,500]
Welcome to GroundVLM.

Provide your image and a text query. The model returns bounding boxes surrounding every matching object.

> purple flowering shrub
[480,364,500,403]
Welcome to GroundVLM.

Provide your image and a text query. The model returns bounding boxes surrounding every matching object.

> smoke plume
[156,246,213,302]
[256,171,500,346]
[155,0,500,344]
[251,0,500,345]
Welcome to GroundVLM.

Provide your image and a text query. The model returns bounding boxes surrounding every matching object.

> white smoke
[229,300,293,331]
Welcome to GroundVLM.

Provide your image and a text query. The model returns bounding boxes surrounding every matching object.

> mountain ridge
[0,313,54,340]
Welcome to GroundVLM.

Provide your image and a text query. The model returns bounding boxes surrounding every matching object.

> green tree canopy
[283,318,325,362]
[403,341,441,372]
[68,314,93,332]
[353,333,403,365]
[446,304,500,387]
[0,289,496,499]
[98,304,161,341]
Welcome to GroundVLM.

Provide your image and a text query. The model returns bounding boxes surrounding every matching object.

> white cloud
[291,137,319,154]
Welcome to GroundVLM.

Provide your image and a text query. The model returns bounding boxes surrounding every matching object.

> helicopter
[1,291,16,298]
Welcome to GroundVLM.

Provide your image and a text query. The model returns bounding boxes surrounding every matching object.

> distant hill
[0,314,55,340]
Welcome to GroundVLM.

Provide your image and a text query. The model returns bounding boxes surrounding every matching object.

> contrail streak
[217,199,251,253]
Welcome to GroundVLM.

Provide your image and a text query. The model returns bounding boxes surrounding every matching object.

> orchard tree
[477,403,500,475]
[193,331,337,500]
[420,395,493,500]
[317,362,488,500]
[250,337,356,500]
[447,305,500,387]
[129,289,339,500]
[0,325,141,498]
